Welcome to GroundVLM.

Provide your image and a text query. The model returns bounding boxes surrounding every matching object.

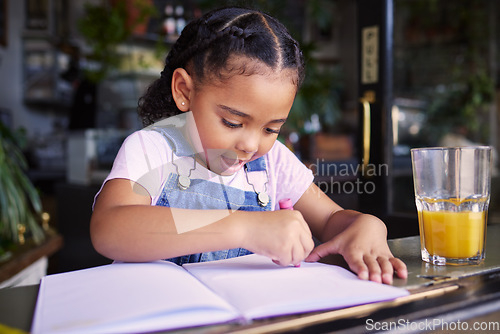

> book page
[31,261,240,334]
[184,254,409,320]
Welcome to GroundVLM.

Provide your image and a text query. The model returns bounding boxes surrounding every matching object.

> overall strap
[146,125,270,265]
[149,125,195,157]
[245,156,267,171]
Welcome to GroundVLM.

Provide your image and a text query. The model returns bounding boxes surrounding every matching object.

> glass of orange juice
[411,146,491,265]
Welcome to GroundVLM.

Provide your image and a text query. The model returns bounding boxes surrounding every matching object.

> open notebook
[31,254,409,334]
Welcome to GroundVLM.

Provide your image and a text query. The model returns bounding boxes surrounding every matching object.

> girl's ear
[171,68,194,112]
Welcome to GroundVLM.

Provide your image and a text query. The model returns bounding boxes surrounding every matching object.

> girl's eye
[265,127,280,135]
[222,119,242,129]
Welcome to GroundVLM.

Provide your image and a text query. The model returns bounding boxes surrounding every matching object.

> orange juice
[418,210,486,259]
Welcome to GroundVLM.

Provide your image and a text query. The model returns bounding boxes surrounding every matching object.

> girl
[90,7,407,284]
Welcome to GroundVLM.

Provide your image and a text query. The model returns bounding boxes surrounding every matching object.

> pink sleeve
[93,130,171,207]
[267,141,314,211]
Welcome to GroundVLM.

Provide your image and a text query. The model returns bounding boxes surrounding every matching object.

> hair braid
[138,7,304,127]
[171,25,253,71]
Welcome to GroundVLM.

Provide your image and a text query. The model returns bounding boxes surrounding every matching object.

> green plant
[78,0,157,82]
[288,62,343,134]
[400,0,495,146]
[0,121,45,260]
[424,71,494,144]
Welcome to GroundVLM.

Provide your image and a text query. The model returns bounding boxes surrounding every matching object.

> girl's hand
[305,214,407,284]
[241,210,315,267]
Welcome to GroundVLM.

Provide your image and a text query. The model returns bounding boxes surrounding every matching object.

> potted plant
[77,0,157,83]
[0,120,46,262]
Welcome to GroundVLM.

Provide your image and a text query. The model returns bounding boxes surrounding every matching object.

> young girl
[91,7,407,284]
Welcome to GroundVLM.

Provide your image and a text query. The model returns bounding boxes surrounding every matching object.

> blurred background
[1,0,499,285]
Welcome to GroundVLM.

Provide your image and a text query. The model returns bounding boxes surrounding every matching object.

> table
[1,225,500,333]
[0,231,63,286]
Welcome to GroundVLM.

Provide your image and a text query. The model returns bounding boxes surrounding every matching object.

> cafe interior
[1,0,500,332]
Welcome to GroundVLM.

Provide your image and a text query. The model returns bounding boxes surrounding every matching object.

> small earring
[181,102,186,106]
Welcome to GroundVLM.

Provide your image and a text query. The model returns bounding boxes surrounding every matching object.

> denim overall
[150,126,271,265]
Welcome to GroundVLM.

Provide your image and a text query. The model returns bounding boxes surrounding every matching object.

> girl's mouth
[220,155,246,174]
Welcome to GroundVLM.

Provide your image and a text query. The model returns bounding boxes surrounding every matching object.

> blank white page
[31,261,240,334]
[184,254,409,320]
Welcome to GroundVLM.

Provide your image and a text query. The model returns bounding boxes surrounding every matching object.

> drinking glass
[411,146,491,265]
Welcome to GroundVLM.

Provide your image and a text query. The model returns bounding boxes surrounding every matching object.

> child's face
[188,68,297,176]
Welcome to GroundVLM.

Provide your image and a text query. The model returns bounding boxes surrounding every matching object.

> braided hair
[138,7,305,126]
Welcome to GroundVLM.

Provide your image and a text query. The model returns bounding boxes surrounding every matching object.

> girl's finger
[389,257,408,279]
[304,241,333,262]
[377,257,395,284]
[343,253,369,281]
[363,254,382,283]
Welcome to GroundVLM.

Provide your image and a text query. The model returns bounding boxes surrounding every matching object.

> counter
[1,225,500,333]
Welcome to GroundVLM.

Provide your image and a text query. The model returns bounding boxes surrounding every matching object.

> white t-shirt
[96,129,314,211]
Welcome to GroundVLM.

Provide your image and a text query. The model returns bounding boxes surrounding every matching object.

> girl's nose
[237,133,259,155]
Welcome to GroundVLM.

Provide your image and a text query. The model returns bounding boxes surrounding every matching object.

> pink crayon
[279,198,293,210]
[278,198,300,267]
